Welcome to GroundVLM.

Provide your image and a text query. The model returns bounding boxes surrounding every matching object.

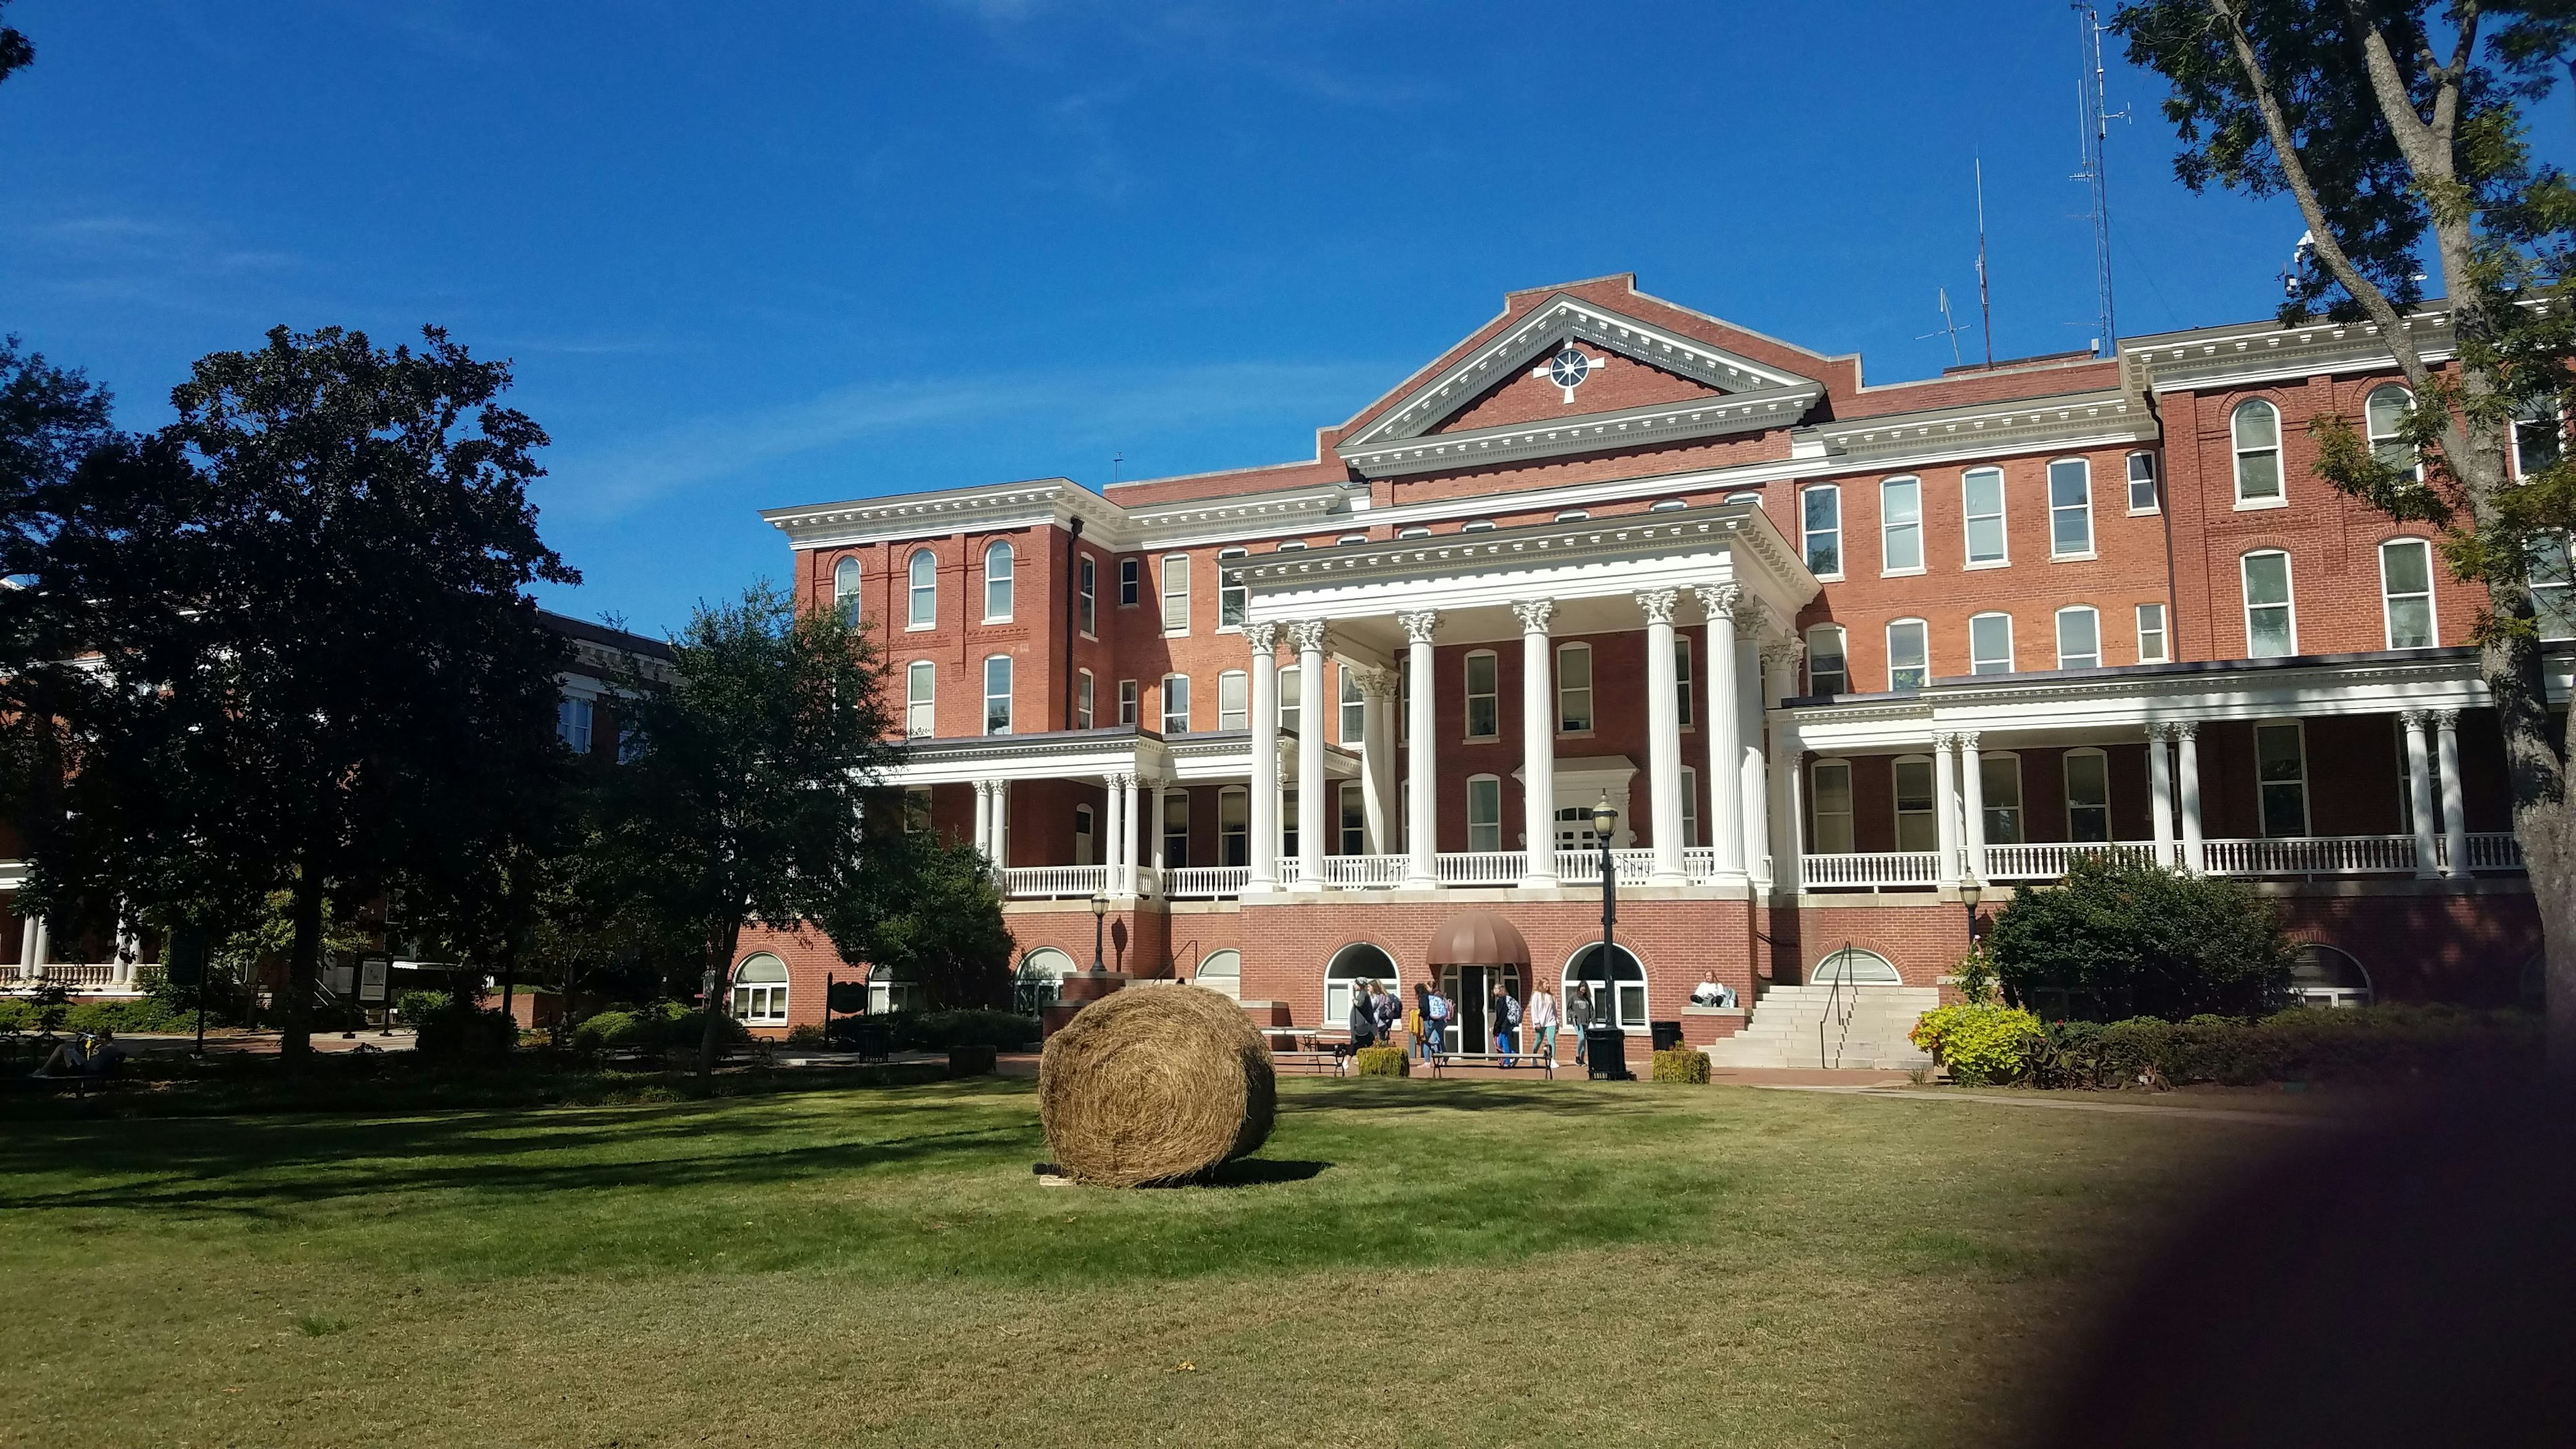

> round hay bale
[1038,986,1275,1187]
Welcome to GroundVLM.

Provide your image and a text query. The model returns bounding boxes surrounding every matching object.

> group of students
[1343,978,1603,1067]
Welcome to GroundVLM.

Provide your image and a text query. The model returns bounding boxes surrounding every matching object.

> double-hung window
[1674,639,1693,727]
[2055,606,2101,670]
[1963,468,2007,566]
[1278,665,1301,735]
[982,541,1014,622]
[1980,753,2024,845]
[1161,673,1191,735]
[2380,538,2436,648]
[1892,757,1937,851]
[906,661,935,737]
[2367,386,2420,482]
[833,557,861,615]
[1338,666,1364,744]
[2243,550,2297,657]
[1802,484,1842,577]
[2064,749,2111,843]
[982,656,1013,735]
[557,697,594,754]
[2257,722,2310,837]
[2532,531,2575,639]
[1217,671,1248,731]
[1556,643,1593,733]
[1159,554,1191,634]
[2047,458,2093,557]
[1077,555,1097,636]
[1338,782,1365,854]
[1218,788,1248,866]
[1466,777,1503,851]
[1805,625,1848,695]
[2126,451,2160,513]
[1880,476,1923,573]
[1075,670,1095,731]
[1116,678,1138,726]
[907,549,937,628]
[1118,557,1140,606]
[1163,790,1190,867]
[2513,398,2565,478]
[1886,619,1929,690]
[2233,399,2284,504]
[2137,604,2169,663]
[1465,652,1499,739]
[1217,548,1248,629]
[1809,760,1855,853]
[1968,612,2014,674]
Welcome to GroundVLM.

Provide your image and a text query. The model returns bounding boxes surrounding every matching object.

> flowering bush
[1909,1004,2045,1085]
[1352,1045,1409,1077]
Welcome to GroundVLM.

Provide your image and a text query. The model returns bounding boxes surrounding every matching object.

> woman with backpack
[1567,983,1594,1067]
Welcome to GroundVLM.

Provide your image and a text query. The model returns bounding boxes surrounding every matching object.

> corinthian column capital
[1633,588,1680,626]
[1397,610,1441,645]
[1511,599,1556,635]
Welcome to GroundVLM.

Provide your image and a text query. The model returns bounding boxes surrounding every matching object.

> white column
[1401,610,1441,888]
[2402,710,2438,878]
[1774,723,1805,892]
[1291,620,1330,890]
[994,780,1012,871]
[2434,708,2469,876]
[1639,588,1686,883]
[2147,724,2176,866]
[1933,731,1962,884]
[1957,729,1986,884]
[19,916,37,975]
[1754,639,1798,883]
[1096,775,1121,889]
[1514,600,1559,886]
[1122,772,1144,896]
[972,780,994,863]
[1736,614,1770,883]
[1152,784,1174,875]
[1695,584,1746,881]
[1358,667,1397,855]
[1246,623,1281,892]
[2176,722,2204,873]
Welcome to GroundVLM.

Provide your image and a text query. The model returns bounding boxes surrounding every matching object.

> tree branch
[2343,0,2450,174]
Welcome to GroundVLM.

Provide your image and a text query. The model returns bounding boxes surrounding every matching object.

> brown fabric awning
[1425,910,1532,968]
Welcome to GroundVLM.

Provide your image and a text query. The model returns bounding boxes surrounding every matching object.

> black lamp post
[1588,793,1631,1081]
[1089,891,1109,975]
[1961,877,1985,947]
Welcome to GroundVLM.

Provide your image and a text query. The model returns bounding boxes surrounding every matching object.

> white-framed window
[1810,759,1855,853]
[1116,678,1138,726]
[1118,557,1140,606]
[1338,780,1365,854]
[1218,786,1248,867]
[1892,755,1937,851]
[833,556,861,613]
[1802,484,1843,578]
[902,786,933,835]
[1963,466,2008,566]
[1887,619,1929,690]
[1075,669,1095,731]
[2512,398,2565,478]
[1650,498,1688,513]
[1680,764,1700,847]
[1163,789,1190,867]
[730,954,788,1026]
[1278,664,1301,735]
[1465,651,1499,739]
[2055,605,2102,670]
[1217,670,1248,731]
[1161,673,1191,735]
[1461,519,1496,532]
[1077,554,1096,637]
[2256,720,2310,837]
[2380,537,2436,649]
[1398,525,1432,539]
[2367,384,2420,482]
[1979,751,2023,845]
[2233,398,2284,504]
[557,696,594,754]
[2048,458,2094,557]
[1564,945,1648,1032]
[1556,508,1591,521]
[1275,541,1307,551]
[1281,788,1297,858]
[1339,665,1364,744]
[2065,748,2112,843]
[1466,775,1503,851]
[1217,548,1248,630]
[1397,657,1409,745]
[2126,451,2161,513]
[906,661,935,738]
[982,540,1014,622]
[1880,475,1924,574]
[1969,612,2014,674]
[1674,637,1694,728]
[2291,944,2375,1010]
[1160,553,1190,634]
[2532,531,2575,639]
[2243,549,2297,657]
[907,548,937,629]
[1073,804,1095,866]
[1556,642,1593,733]
[2137,603,2169,663]
[982,655,1013,735]
[1807,625,1849,695]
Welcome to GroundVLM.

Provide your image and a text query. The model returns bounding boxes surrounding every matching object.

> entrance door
[1555,806,1598,855]
[1438,963,1523,1053]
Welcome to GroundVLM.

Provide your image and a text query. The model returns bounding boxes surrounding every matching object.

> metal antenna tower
[1975,154,1994,368]
[1919,287,1971,367]
[2073,4,2127,358]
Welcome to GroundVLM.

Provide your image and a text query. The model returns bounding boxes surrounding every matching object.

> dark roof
[538,608,676,662]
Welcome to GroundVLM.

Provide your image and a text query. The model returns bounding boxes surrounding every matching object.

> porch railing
[2455,832,2526,871]
[1320,855,1408,889]
[998,865,1110,900]
[1165,866,1249,898]
[1800,851,1945,890]
[2200,835,2420,877]
[1558,849,1663,885]
[1980,841,2167,881]
[1436,851,1526,887]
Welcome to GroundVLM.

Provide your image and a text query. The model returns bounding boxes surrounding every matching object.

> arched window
[1962,467,2007,566]
[2233,398,2284,502]
[1398,526,1432,539]
[1556,509,1591,522]
[1161,673,1191,735]
[907,549,937,629]
[1812,947,1902,985]
[731,953,789,1025]
[1805,625,1849,695]
[2367,385,2420,482]
[1016,947,1075,1015]
[2380,537,2436,649]
[1556,642,1594,733]
[1650,498,1688,513]
[867,963,914,1015]
[2290,944,2373,1008]
[833,556,860,613]
[2055,605,2102,670]
[982,541,1014,621]
[1460,519,1496,532]
[1075,669,1095,731]
[1564,943,1648,1030]
[1194,948,1241,1000]
[982,655,1013,735]
[1325,943,1399,1026]
[1160,553,1191,634]
[1802,484,1843,577]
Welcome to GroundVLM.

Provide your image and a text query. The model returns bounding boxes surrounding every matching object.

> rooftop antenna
[1919,286,1971,366]
[2073,3,2128,359]
[1110,450,1123,485]
[1975,154,1994,368]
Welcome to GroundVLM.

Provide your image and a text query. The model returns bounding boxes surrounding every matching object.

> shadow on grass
[1190,1157,1330,1187]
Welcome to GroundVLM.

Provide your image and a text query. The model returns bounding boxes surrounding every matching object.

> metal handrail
[1819,942,1859,1069]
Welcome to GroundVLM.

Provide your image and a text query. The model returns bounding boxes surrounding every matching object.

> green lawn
[0,1077,2280,1447]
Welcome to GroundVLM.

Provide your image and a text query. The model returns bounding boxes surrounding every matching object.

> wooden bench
[1426,1051,1557,1080]
[1265,1030,1355,1077]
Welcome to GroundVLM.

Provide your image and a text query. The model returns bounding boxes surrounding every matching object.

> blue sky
[2,0,2343,634]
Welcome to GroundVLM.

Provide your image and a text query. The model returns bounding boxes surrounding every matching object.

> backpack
[1428,994,1449,1021]
[1505,996,1521,1027]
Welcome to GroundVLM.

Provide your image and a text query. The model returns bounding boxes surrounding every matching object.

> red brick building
[734,275,2567,1063]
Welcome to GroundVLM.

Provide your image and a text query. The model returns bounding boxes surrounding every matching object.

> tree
[2117,1,2576,1057]
[1986,856,2294,1020]
[818,833,1014,1012]
[20,325,576,1063]
[0,1,33,91]
[0,339,118,855]
[596,583,896,1072]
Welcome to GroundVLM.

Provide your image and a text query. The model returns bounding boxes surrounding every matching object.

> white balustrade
[1167,866,1250,898]
[1799,851,1945,890]
[2461,832,2526,871]
[1320,855,1408,888]
[1559,849,1663,886]
[1000,864,1110,900]
[1979,841,2163,881]
[1435,851,1527,886]
[2199,835,2420,876]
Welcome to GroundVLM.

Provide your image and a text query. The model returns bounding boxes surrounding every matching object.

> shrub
[1910,1004,2045,1085]
[2020,1004,2541,1089]
[1650,1044,1711,1083]
[879,1008,1040,1052]
[784,1022,825,1046]
[394,989,454,1024]
[946,1044,998,1077]
[0,997,43,1033]
[1986,855,2292,1021]
[1351,1044,1409,1077]
[413,1004,518,1060]
[568,1001,750,1055]
[64,998,193,1034]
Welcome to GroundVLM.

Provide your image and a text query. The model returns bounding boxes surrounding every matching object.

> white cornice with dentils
[2122,310,2455,396]
[1810,389,2155,468]
[1338,383,1825,480]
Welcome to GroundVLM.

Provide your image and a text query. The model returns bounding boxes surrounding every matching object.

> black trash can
[1650,1020,1684,1053]
[1585,1026,1632,1081]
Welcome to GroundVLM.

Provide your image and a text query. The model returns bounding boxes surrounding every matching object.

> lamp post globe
[1089,891,1109,975]
[1960,878,1984,947]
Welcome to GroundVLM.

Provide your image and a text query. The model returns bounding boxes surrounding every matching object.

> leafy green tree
[18,326,576,1063]
[2113,3,2576,1054]
[596,583,896,1072]
[1986,856,2294,1021]
[818,832,1014,1012]
[0,1,32,90]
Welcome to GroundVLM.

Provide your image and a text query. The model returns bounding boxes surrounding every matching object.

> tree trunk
[696,914,745,1077]
[281,867,323,1066]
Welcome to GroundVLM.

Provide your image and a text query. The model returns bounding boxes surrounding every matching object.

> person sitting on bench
[34,1028,125,1079]
[1691,977,1737,1008]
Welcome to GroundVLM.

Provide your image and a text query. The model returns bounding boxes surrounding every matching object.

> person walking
[1424,985,1450,1059]
[1407,985,1429,1061]
[1373,979,1403,1046]
[1527,983,1560,1065]
[1347,983,1377,1049]
[1568,983,1594,1067]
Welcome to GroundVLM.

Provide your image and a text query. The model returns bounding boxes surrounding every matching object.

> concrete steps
[1703,984,1939,1071]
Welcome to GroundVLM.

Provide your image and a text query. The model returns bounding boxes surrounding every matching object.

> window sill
[982,616,1013,626]
[1964,558,2010,572]
[2049,551,2098,564]
[905,623,936,633]
[1811,573,1845,585]
[2126,506,2162,517]
[1557,729,1596,741]
[2234,495,2290,511]
[1880,566,1927,579]
[1079,631,1095,642]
